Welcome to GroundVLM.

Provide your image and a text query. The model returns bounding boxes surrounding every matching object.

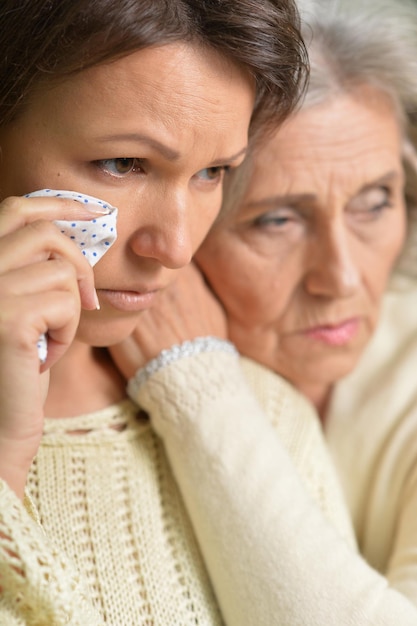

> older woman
[116,0,417,623]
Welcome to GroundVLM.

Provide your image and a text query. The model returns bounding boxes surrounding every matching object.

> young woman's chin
[76,311,142,347]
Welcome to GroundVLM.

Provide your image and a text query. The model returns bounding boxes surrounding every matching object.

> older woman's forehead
[246,90,402,189]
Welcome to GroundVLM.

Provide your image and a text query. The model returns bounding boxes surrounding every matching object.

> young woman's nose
[128,193,195,269]
[304,225,360,298]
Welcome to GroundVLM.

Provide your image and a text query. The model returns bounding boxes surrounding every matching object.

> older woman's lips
[304,318,359,346]
[98,289,159,312]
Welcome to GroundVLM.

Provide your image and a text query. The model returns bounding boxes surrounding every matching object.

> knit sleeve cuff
[126,338,245,439]
[127,336,237,399]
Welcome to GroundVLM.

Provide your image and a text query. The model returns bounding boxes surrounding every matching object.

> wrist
[127,336,238,400]
[0,438,38,500]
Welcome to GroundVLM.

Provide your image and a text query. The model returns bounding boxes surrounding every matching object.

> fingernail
[76,201,111,215]
[94,289,100,310]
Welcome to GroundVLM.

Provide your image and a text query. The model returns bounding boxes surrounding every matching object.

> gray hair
[223,0,417,283]
[296,0,417,283]
[298,0,417,110]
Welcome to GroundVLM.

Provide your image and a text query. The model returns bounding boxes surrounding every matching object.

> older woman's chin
[231,319,375,406]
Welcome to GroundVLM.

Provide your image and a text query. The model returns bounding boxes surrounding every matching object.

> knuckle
[26,219,57,237]
[0,196,24,216]
[50,257,78,279]
[0,196,24,219]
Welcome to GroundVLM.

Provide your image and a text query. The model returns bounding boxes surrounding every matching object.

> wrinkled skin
[116,87,406,420]
[196,87,406,414]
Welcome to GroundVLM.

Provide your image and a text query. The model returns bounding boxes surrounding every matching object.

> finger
[0,195,110,236]
[0,290,81,370]
[0,257,82,299]
[0,222,97,310]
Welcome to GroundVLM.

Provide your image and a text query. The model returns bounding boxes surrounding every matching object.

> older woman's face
[195,88,406,401]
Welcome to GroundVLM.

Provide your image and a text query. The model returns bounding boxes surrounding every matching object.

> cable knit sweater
[137,352,417,625]
[138,289,417,624]
[0,354,353,626]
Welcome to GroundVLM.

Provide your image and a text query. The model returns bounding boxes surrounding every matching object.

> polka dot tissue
[25,189,118,362]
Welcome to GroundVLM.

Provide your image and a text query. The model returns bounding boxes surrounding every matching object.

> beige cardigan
[0,352,353,625]
[140,350,417,625]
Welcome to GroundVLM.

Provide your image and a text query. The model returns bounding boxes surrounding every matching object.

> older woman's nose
[304,226,360,298]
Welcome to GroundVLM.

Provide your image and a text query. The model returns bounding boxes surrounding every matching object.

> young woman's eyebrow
[96,133,181,160]
[96,133,247,165]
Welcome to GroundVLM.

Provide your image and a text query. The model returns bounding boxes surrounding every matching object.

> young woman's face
[0,43,254,345]
[196,88,406,402]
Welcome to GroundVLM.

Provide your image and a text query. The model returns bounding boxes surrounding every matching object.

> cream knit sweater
[138,352,417,625]
[327,283,417,610]
[0,352,353,626]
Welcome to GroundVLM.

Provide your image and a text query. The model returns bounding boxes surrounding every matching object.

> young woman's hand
[109,262,228,379]
[0,195,99,498]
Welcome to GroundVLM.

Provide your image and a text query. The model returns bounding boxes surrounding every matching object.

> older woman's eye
[195,166,229,182]
[367,187,392,213]
[95,158,143,177]
[349,187,392,218]
[253,209,294,228]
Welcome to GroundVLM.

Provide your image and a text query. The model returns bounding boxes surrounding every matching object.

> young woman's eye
[94,158,143,177]
[195,166,229,182]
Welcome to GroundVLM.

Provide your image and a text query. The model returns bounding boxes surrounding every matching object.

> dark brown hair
[0,0,308,138]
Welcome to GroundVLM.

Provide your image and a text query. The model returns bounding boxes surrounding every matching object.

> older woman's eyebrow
[245,171,403,210]
[244,193,316,209]
[358,170,403,193]
[96,132,247,165]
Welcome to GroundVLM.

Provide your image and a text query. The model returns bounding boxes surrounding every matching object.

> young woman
[0,0,310,623]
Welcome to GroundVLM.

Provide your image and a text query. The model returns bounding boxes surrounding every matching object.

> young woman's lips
[98,289,159,312]
[304,318,360,346]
